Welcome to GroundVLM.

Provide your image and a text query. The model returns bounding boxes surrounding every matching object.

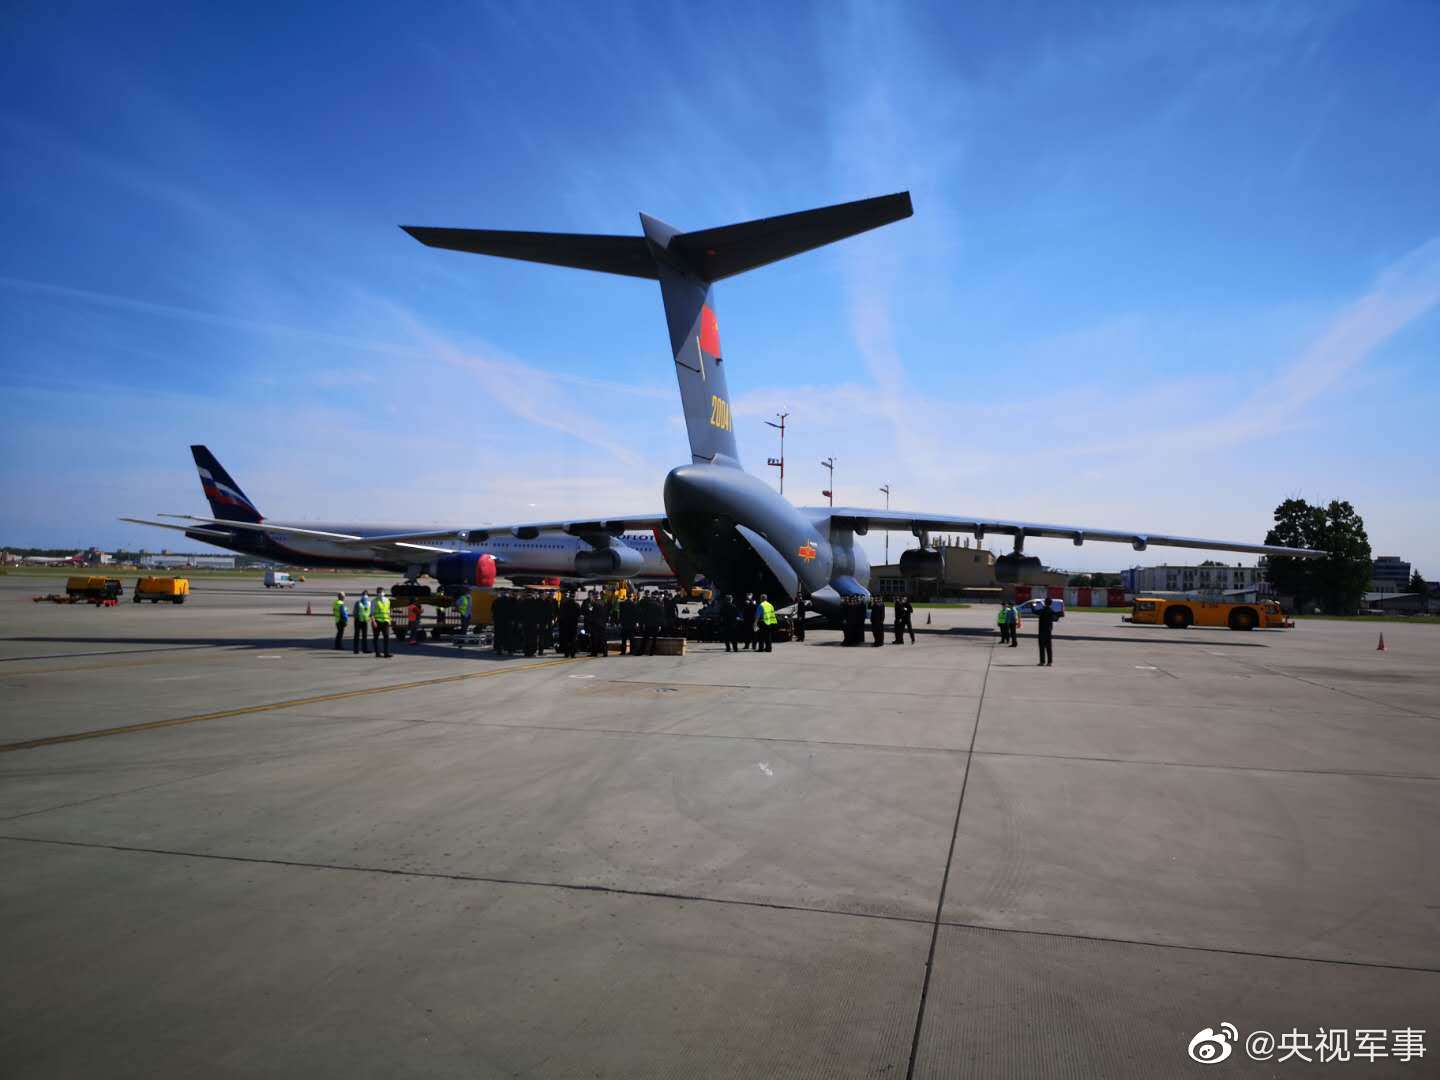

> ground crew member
[1037,600,1055,666]
[371,587,393,658]
[1008,603,1020,648]
[893,595,914,644]
[406,599,423,644]
[720,594,738,652]
[352,590,372,654]
[741,594,756,650]
[756,594,777,652]
[996,604,1009,645]
[332,591,348,650]
[793,591,806,642]
[870,596,886,647]
[455,591,472,634]
[664,591,680,634]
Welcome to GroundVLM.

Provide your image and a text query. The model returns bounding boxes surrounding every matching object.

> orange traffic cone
[305,601,313,616]
[1377,633,1387,652]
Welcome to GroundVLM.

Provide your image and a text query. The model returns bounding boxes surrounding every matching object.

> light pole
[879,484,890,565]
[820,457,834,507]
[765,412,788,494]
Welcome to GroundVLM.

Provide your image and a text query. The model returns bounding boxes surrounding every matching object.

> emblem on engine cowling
[797,541,818,561]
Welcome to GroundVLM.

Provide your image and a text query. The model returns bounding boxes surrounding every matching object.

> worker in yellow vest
[756,594,777,652]
[332,592,348,650]
[455,591,472,634]
[371,587,393,658]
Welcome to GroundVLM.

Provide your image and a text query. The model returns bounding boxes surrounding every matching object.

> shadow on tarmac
[1,636,523,663]
[807,626,1269,648]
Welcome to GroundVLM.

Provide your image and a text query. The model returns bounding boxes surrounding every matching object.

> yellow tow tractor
[134,577,190,604]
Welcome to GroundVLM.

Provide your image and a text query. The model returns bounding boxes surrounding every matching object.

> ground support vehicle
[1127,596,1292,631]
[134,577,189,603]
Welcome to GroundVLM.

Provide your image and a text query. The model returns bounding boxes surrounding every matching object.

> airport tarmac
[1,574,1436,1078]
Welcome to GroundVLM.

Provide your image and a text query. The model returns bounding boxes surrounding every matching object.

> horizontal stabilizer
[401,191,913,284]
[400,227,656,279]
[668,192,913,282]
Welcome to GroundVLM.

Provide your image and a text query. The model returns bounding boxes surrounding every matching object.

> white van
[264,570,296,588]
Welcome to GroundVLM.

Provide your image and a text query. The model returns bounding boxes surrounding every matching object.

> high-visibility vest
[333,599,347,620]
[373,596,392,623]
[457,594,472,617]
[759,601,777,625]
[407,603,421,623]
[355,598,371,620]
[996,608,1006,626]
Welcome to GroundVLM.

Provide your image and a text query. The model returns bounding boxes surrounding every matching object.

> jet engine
[430,552,497,588]
[994,552,1043,584]
[898,548,943,578]
[573,541,644,578]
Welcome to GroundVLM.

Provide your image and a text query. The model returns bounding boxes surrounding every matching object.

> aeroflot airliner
[122,446,676,590]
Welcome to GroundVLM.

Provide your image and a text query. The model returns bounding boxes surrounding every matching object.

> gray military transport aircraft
[402,192,1321,617]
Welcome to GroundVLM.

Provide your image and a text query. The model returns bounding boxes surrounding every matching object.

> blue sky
[3,1,1438,574]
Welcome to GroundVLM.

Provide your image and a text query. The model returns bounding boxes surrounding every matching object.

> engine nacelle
[898,548,943,578]
[574,542,644,578]
[430,553,497,589]
[994,552,1042,584]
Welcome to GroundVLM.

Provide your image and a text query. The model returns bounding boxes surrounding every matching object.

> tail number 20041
[709,395,732,431]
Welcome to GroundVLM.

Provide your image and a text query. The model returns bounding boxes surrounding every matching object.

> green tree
[1409,570,1431,599]
[1264,498,1373,614]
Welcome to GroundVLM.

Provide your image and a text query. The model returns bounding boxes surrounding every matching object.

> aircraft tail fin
[190,445,262,523]
[402,192,913,467]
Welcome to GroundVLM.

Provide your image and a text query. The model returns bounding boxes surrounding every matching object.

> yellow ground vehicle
[134,577,189,604]
[65,576,123,600]
[1130,596,1292,631]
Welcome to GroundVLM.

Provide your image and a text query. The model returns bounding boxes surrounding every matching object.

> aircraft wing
[819,507,1324,558]
[132,516,453,554]
[120,517,244,542]
[463,514,667,542]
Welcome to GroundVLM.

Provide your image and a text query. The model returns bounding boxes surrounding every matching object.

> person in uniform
[756,594,777,652]
[637,592,661,655]
[520,592,540,657]
[996,603,1009,645]
[352,590,371,654]
[1008,603,1020,648]
[619,594,638,656]
[332,592,348,650]
[664,591,680,634]
[559,592,580,658]
[848,595,866,645]
[869,595,886,647]
[893,594,914,644]
[455,591,472,635]
[1037,600,1055,666]
[371,587,393,658]
[405,599,423,644]
[585,595,606,657]
[792,590,806,642]
[719,594,738,652]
